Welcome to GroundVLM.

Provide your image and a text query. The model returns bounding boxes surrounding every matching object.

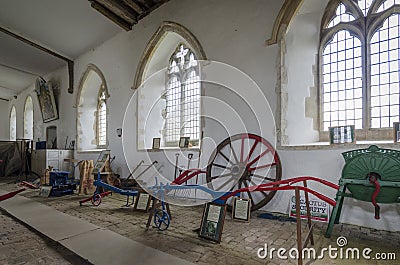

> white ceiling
[0,0,122,100]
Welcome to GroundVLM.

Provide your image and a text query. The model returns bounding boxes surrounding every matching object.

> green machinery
[326,145,400,238]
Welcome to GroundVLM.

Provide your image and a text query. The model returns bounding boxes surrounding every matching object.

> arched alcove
[76,64,109,151]
[23,96,34,140]
[9,105,16,141]
[134,21,206,149]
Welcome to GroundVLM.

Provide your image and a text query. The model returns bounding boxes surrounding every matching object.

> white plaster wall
[0,100,10,140]
[284,0,329,145]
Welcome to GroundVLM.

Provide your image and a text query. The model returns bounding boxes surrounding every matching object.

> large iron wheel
[206,133,282,211]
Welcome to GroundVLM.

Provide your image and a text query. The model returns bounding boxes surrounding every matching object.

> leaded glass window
[164,44,200,145]
[97,88,107,147]
[320,0,400,137]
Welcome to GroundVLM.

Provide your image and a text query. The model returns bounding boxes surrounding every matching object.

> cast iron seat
[325,145,400,237]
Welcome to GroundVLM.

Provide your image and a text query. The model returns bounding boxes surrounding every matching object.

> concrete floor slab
[0,189,99,241]
[60,228,194,265]
[0,189,194,265]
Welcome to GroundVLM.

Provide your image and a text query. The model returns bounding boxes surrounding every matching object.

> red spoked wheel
[91,194,102,206]
[206,133,282,211]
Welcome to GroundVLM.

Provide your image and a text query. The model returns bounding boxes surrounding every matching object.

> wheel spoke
[218,150,235,166]
[249,163,276,171]
[229,184,237,192]
[211,173,232,180]
[250,180,269,197]
[247,148,271,168]
[245,140,258,163]
[249,179,259,188]
[251,173,276,182]
[240,135,245,162]
[229,142,239,163]
[242,181,255,206]
[213,163,231,170]
[217,177,234,191]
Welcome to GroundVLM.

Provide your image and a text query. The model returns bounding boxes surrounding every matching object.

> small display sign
[289,195,330,222]
[199,203,227,243]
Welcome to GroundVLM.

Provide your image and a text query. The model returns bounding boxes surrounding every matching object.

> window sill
[76,149,107,153]
[139,147,201,152]
[278,140,398,151]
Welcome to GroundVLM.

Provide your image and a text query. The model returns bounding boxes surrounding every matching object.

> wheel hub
[231,163,250,181]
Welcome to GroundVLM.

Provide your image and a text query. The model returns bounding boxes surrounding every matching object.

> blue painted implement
[92,172,139,206]
[148,176,338,231]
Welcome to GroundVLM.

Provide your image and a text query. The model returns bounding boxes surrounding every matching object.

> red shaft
[79,191,112,205]
[0,188,26,202]
[371,179,381,219]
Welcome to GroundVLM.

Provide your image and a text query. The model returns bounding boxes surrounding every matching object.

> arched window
[76,64,109,151]
[164,44,200,145]
[9,106,16,141]
[23,96,34,140]
[97,88,107,147]
[320,0,400,139]
[135,22,206,149]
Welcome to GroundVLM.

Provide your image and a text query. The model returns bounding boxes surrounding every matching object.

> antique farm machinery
[325,145,400,237]
[79,160,159,206]
[149,176,339,230]
[172,133,282,211]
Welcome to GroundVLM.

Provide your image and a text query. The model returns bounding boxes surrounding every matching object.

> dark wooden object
[88,0,170,31]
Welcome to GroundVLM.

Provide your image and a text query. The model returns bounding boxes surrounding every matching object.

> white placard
[207,204,221,222]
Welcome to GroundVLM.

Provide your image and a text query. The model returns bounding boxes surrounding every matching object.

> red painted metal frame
[0,188,26,202]
[219,176,339,206]
[171,169,206,185]
[19,181,39,189]
[79,191,112,206]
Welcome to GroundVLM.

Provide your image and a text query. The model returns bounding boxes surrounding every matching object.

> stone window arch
[134,21,206,149]
[76,64,109,151]
[23,96,34,140]
[9,105,16,141]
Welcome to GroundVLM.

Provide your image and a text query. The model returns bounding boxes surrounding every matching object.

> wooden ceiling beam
[0,26,74,94]
[121,0,144,14]
[134,0,151,9]
[137,0,169,20]
[94,0,138,25]
[90,0,169,31]
[90,1,132,31]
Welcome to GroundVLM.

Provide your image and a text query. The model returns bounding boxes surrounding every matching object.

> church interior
[0,0,399,264]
